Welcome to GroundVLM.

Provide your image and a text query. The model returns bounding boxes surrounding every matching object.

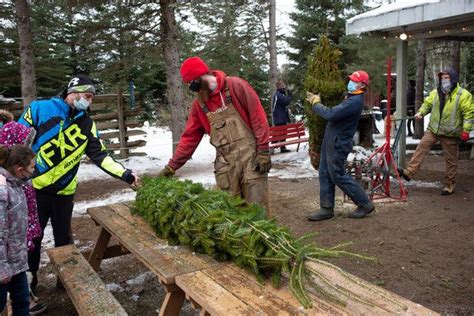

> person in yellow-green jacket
[399,68,473,195]
[18,75,140,293]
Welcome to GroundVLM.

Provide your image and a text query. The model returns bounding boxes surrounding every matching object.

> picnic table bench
[269,122,308,152]
[47,202,438,315]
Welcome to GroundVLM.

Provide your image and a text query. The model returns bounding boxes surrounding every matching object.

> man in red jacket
[158,57,271,213]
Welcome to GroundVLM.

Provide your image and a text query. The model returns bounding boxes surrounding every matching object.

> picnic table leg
[160,283,185,316]
[88,227,111,271]
[198,310,210,316]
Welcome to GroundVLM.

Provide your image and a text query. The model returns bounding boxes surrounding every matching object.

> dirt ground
[34,154,474,315]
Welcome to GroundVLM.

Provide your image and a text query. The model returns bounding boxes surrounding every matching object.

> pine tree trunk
[14,0,36,108]
[268,0,278,125]
[160,0,187,153]
[414,40,426,139]
[450,41,461,75]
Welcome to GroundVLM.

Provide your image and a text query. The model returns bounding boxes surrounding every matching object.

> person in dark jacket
[271,80,292,153]
[306,70,375,221]
[18,75,140,293]
[406,80,416,136]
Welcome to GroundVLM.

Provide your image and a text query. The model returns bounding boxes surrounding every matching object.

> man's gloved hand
[158,165,175,178]
[460,131,470,142]
[306,92,321,105]
[255,150,272,174]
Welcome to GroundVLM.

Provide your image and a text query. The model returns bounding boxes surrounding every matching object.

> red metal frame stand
[365,57,407,201]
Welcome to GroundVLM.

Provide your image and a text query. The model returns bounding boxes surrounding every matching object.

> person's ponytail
[0,145,10,167]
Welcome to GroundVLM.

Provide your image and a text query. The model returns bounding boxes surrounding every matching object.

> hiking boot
[441,184,455,195]
[307,207,334,221]
[30,302,47,315]
[397,168,411,181]
[280,147,291,153]
[348,201,375,219]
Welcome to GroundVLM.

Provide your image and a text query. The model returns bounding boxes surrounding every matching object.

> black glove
[255,150,272,174]
[158,165,175,178]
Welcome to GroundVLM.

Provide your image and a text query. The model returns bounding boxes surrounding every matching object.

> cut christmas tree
[132,176,372,308]
[304,36,346,169]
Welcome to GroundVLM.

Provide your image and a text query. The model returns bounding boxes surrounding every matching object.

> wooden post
[117,88,128,159]
[396,40,408,168]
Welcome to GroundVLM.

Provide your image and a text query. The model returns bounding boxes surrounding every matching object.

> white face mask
[209,81,217,92]
[441,79,451,92]
[73,97,90,111]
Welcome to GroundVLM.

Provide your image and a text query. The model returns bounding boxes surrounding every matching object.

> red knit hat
[180,57,210,83]
[349,70,370,85]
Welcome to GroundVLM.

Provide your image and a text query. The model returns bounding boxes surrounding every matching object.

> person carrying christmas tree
[157,57,271,212]
[306,70,375,221]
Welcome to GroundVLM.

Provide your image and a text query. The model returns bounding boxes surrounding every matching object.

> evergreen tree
[187,1,270,106]
[287,0,365,107]
[304,36,345,169]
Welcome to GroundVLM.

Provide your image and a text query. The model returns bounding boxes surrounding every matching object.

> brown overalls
[199,82,269,212]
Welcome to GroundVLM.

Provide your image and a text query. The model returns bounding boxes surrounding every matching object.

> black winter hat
[66,74,96,95]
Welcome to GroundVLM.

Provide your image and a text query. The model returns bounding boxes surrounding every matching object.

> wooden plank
[269,122,305,131]
[269,138,309,149]
[99,129,147,140]
[48,245,127,316]
[92,110,144,122]
[97,119,141,131]
[175,271,254,315]
[304,260,438,315]
[107,139,146,151]
[87,203,216,284]
[177,263,345,316]
[117,89,128,158]
[270,133,307,143]
[82,244,130,265]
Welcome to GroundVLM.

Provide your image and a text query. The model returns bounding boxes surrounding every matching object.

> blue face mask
[347,80,358,92]
[73,97,90,111]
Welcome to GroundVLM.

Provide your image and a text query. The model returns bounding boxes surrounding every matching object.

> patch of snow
[404,180,442,188]
[269,143,317,179]
[347,146,373,161]
[106,283,125,292]
[73,189,136,216]
[347,0,440,24]
[126,271,155,286]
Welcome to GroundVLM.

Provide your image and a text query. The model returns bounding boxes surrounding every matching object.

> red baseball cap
[180,57,210,83]
[349,70,369,85]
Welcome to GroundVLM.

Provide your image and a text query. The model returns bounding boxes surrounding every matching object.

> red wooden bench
[269,122,308,152]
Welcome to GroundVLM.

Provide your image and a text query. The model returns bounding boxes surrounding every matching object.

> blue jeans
[319,138,370,209]
[0,271,30,316]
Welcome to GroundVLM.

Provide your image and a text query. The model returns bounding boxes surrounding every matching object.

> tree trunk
[414,40,426,139]
[450,41,461,75]
[268,0,278,125]
[14,0,36,108]
[160,0,187,153]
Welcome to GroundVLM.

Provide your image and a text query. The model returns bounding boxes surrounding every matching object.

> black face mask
[189,79,202,92]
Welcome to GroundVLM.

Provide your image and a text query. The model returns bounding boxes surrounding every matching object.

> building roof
[346,0,474,41]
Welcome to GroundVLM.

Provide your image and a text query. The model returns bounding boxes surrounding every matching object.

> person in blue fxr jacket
[18,75,140,295]
[306,70,374,221]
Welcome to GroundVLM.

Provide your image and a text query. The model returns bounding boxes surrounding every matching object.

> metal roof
[346,0,474,41]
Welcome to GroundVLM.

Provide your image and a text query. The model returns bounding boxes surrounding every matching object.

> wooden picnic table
[86,202,438,316]
[86,202,217,316]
